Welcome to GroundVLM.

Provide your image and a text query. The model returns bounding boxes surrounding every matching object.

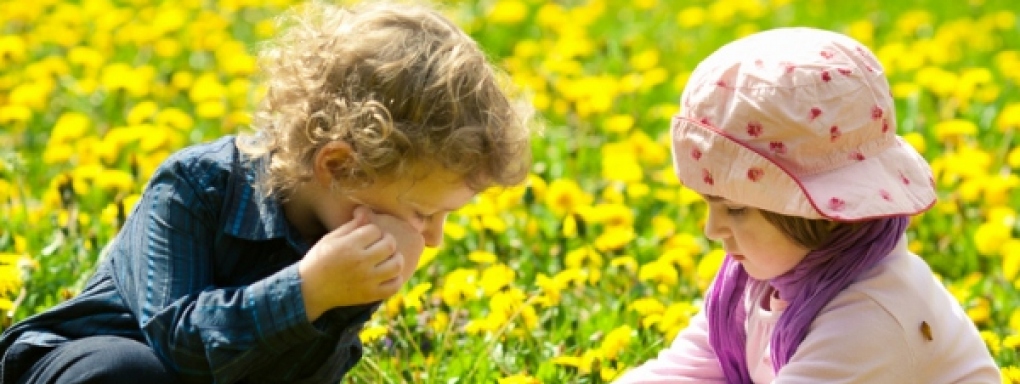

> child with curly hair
[0,1,532,383]
[615,28,999,383]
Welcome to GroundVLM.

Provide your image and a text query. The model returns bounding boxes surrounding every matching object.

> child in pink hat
[615,28,1000,383]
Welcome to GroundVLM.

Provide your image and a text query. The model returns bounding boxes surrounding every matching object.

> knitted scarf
[705,216,909,382]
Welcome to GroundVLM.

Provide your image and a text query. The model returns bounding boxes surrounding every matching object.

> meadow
[1,0,1019,382]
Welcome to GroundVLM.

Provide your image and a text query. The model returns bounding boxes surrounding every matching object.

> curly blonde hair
[238,0,533,197]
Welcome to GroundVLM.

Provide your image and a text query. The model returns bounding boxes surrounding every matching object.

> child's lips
[731,254,746,261]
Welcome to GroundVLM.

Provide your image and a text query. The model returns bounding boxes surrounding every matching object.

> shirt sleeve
[614,311,727,383]
[111,154,371,384]
[773,293,914,384]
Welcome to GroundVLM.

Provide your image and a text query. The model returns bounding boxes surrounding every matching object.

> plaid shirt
[0,136,378,384]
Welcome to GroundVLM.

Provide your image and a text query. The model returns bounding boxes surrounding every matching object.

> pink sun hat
[671,27,937,221]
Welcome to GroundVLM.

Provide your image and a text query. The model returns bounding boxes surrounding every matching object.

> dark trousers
[16,336,180,384]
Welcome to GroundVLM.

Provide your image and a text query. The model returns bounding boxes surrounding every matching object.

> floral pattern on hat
[670,27,936,221]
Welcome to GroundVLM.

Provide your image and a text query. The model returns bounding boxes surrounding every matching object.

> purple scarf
[706,216,909,383]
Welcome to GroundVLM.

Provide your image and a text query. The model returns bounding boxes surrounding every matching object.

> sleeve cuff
[245,263,323,350]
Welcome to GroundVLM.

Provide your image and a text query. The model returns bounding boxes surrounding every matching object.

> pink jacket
[615,242,1001,383]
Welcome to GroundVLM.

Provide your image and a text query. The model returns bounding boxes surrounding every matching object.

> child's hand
[369,213,425,287]
[298,206,407,320]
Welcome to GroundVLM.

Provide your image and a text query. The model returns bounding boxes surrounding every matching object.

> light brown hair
[759,210,859,250]
[238,0,533,197]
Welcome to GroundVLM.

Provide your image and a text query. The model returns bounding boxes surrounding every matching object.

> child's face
[702,196,811,280]
[341,166,476,249]
[302,163,477,281]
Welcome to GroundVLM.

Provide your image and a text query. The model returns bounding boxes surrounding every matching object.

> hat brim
[671,117,936,221]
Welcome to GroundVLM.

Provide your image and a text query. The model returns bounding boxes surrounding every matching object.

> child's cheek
[402,249,422,282]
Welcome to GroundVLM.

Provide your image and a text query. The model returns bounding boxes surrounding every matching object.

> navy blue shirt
[0,136,378,384]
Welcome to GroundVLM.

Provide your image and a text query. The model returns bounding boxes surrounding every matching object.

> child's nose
[422,222,444,248]
[703,212,727,241]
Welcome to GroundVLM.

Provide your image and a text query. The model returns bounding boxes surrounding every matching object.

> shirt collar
[221,154,310,254]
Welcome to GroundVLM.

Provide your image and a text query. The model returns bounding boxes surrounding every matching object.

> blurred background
[1,0,1018,382]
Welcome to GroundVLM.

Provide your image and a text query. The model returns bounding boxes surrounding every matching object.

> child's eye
[726,207,747,216]
[415,211,435,221]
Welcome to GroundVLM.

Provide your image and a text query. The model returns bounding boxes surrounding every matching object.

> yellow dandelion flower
[49,112,92,144]
[629,297,666,316]
[934,119,977,143]
[95,169,135,194]
[589,203,634,229]
[10,81,54,112]
[600,325,633,360]
[0,105,32,125]
[189,73,227,102]
[468,250,498,264]
[1001,239,1020,283]
[633,0,656,10]
[639,260,678,289]
[626,183,650,200]
[979,329,1000,356]
[595,227,635,252]
[902,132,926,154]
[630,49,659,72]
[560,214,579,239]
[544,179,593,216]
[68,46,104,70]
[974,221,1012,256]
[553,268,588,288]
[498,374,540,384]
[603,114,635,134]
[1002,366,1020,384]
[602,151,643,183]
[968,298,991,327]
[359,324,387,344]
[676,7,706,29]
[660,248,695,275]
[696,249,726,292]
[551,355,585,370]
[0,253,27,296]
[0,35,27,66]
[429,311,449,334]
[126,101,159,125]
[610,256,638,273]
[171,71,195,91]
[480,214,508,233]
[42,144,75,165]
[441,268,478,307]
[154,38,182,59]
[997,103,1020,133]
[657,302,698,339]
[403,282,432,310]
[1004,335,1020,349]
[488,0,528,25]
[480,264,515,296]
[443,221,466,241]
[983,174,1019,206]
[535,273,563,307]
[565,246,602,269]
[464,315,499,335]
[197,101,226,119]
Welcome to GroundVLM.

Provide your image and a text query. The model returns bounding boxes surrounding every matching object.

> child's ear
[312,141,354,187]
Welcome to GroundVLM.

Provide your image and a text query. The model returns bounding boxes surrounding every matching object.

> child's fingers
[376,275,403,297]
[323,205,373,239]
[364,232,398,265]
[372,250,403,280]
[342,224,386,250]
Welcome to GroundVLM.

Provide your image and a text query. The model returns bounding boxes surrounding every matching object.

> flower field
[2,0,1019,382]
